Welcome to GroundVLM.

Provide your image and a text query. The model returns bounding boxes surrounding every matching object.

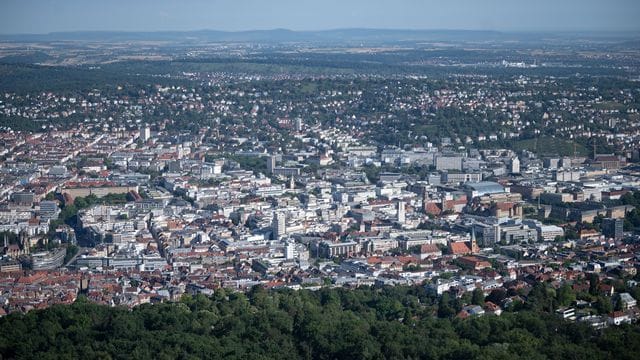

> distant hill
[0,51,52,64]
[1,28,635,43]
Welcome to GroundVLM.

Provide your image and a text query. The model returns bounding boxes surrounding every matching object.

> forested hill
[1,286,639,359]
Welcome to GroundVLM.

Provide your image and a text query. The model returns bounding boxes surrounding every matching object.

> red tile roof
[420,244,441,254]
[450,241,472,255]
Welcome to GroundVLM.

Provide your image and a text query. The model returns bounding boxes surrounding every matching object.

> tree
[589,273,600,296]
[73,196,88,209]
[556,284,576,307]
[0,285,638,359]
[595,296,613,314]
[486,288,507,305]
[438,292,456,318]
[471,288,485,306]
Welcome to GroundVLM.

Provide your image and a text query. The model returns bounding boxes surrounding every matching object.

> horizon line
[2,27,640,37]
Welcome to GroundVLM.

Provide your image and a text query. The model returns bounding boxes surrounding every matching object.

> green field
[592,101,626,111]
[512,137,589,157]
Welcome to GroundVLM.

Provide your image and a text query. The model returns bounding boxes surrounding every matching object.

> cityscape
[1,1,640,359]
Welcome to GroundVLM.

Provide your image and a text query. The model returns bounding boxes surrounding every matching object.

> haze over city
[1,0,640,34]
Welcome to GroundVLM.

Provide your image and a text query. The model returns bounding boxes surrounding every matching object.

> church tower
[470,227,479,254]
[19,231,30,255]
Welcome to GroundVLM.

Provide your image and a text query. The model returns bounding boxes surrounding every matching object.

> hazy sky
[1,0,639,34]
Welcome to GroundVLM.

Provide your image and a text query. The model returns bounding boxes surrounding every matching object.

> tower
[470,227,479,253]
[19,231,29,255]
[422,191,429,214]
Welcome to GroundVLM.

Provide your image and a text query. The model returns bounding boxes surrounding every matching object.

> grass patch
[512,137,588,157]
[592,101,625,111]
[300,82,318,94]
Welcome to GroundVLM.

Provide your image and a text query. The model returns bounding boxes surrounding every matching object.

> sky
[1,0,639,34]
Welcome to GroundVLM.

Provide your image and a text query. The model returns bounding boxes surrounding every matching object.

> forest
[1,285,639,359]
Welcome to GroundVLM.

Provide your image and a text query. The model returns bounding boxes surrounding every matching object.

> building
[140,125,151,141]
[427,278,460,295]
[319,241,361,258]
[554,170,581,182]
[397,201,405,224]
[490,202,523,219]
[618,293,637,309]
[31,248,67,270]
[11,192,35,205]
[62,184,138,199]
[544,158,560,169]
[364,239,399,254]
[272,212,286,240]
[267,155,276,174]
[457,256,491,270]
[537,225,564,241]
[419,244,442,259]
[602,218,624,240]
[39,200,60,220]
[435,156,463,171]
[523,220,566,241]
[0,260,21,273]
[473,223,501,247]
[607,311,631,326]
[442,172,482,185]
[272,167,301,177]
[449,239,478,255]
[463,181,505,199]
[284,241,295,260]
[500,224,536,244]
[555,307,576,321]
[592,155,624,170]
[461,305,485,317]
[510,157,520,174]
[579,315,607,330]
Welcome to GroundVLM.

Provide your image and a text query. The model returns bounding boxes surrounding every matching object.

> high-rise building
[602,218,624,240]
[140,125,151,142]
[475,223,501,247]
[284,241,295,260]
[397,201,405,223]
[272,212,286,240]
[510,157,520,174]
[267,155,276,174]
